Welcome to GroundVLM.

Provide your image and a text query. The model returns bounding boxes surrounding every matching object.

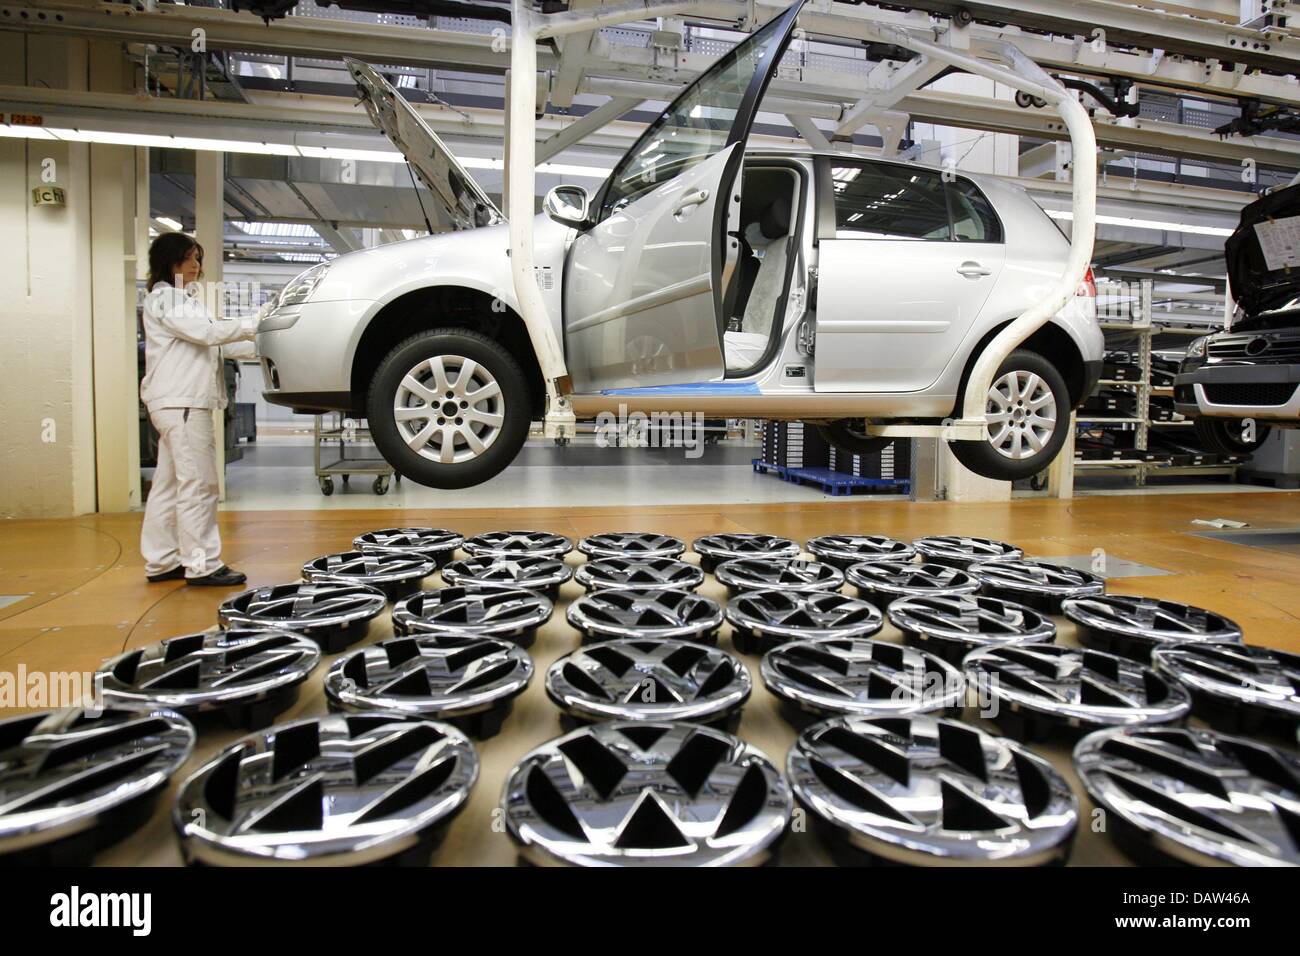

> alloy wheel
[394,354,505,464]
[986,369,1058,460]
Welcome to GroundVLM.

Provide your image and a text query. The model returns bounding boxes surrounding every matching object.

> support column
[194,149,227,499]
[938,447,1012,502]
[84,40,143,513]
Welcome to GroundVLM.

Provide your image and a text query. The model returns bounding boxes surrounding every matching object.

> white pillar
[194,149,227,499]
[937,446,1012,502]
[88,40,143,513]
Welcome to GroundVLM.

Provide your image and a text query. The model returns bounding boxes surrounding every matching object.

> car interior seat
[724,190,793,372]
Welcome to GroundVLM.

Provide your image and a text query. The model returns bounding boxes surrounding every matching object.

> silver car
[257,9,1101,489]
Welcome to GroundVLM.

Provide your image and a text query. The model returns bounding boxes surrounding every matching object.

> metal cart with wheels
[313,413,398,495]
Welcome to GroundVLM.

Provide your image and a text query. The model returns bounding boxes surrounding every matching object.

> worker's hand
[240,315,259,340]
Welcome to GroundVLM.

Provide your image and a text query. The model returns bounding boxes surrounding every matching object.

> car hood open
[1226,180,1300,319]
[346,57,503,232]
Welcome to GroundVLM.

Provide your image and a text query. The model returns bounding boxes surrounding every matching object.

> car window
[597,5,800,220]
[948,179,1003,242]
[829,163,951,240]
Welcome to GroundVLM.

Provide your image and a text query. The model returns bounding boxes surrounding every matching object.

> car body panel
[1224,181,1300,317]
[815,238,1005,392]
[564,147,735,391]
[345,57,502,232]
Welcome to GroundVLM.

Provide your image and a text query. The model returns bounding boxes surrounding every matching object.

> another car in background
[1175,181,1300,454]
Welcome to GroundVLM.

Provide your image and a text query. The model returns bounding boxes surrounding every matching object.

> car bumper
[1173,362,1300,420]
[1079,358,1103,406]
[256,298,374,411]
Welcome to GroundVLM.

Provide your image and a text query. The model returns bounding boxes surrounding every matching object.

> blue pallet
[752,459,909,496]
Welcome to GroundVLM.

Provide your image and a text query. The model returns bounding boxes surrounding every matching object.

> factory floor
[1,490,1297,866]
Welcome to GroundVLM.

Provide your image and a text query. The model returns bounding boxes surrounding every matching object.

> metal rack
[313,412,396,496]
[1074,280,1240,484]
[1074,281,1154,482]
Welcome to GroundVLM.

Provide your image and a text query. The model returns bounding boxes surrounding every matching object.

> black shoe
[146,566,186,583]
[186,566,248,587]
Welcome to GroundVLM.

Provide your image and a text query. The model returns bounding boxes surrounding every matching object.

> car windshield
[597,7,798,219]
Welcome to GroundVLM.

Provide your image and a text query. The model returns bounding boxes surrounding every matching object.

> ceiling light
[1046,209,1232,238]
[45,127,299,155]
[0,124,55,139]
[537,161,612,178]
[298,145,405,163]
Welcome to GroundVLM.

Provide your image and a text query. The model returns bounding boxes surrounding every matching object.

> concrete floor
[1,490,1297,866]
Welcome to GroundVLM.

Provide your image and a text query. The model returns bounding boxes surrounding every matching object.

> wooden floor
[1,491,1297,866]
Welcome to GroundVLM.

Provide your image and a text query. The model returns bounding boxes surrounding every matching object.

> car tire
[1193,417,1271,456]
[367,328,531,489]
[949,349,1071,482]
[815,419,892,456]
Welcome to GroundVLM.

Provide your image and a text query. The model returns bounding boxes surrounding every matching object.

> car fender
[308,215,572,385]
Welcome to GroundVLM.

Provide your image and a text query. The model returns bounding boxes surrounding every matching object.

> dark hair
[147,232,199,291]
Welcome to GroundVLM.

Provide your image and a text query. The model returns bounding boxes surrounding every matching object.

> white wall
[0,34,98,518]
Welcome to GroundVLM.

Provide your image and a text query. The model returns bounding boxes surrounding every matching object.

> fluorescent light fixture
[298,145,405,163]
[1046,208,1232,238]
[156,216,183,231]
[537,161,613,178]
[171,136,299,156]
[0,124,55,139]
[457,156,505,170]
[46,127,298,155]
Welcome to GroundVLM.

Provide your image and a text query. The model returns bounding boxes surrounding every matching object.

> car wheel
[367,328,530,489]
[815,419,891,455]
[1193,417,1271,455]
[949,349,1070,481]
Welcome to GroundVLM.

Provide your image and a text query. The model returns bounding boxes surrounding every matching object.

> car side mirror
[544,185,591,227]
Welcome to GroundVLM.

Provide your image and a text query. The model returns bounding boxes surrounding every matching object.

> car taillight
[1076,266,1097,298]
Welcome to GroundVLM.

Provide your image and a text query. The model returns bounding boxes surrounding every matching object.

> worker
[140,232,257,586]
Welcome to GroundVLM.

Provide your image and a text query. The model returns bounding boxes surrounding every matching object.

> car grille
[789,715,1078,866]
[1073,726,1300,866]
[1207,334,1300,360]
[0,708,196,864]
[1202,382,1297,406]
[500,721,791,866]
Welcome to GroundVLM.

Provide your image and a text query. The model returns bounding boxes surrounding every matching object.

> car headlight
[1186,336,1209,359]
[278,263,331,307]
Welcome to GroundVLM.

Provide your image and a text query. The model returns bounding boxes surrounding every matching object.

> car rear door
[813,160,1006,392]
[562,0,806,392]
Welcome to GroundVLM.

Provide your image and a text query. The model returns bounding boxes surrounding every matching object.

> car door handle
[673,188,710,213]
[957,261,991,278]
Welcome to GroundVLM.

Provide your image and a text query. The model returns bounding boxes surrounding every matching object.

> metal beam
[9,0,1300,108]
[311,222,362,254]
[549,0,602,109]
[785,112,832,150]
[4,1,529,71]
[836,55,942,137]
[536,95,641,162]
[784,0,1300,73]
[891,87,1300,169]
